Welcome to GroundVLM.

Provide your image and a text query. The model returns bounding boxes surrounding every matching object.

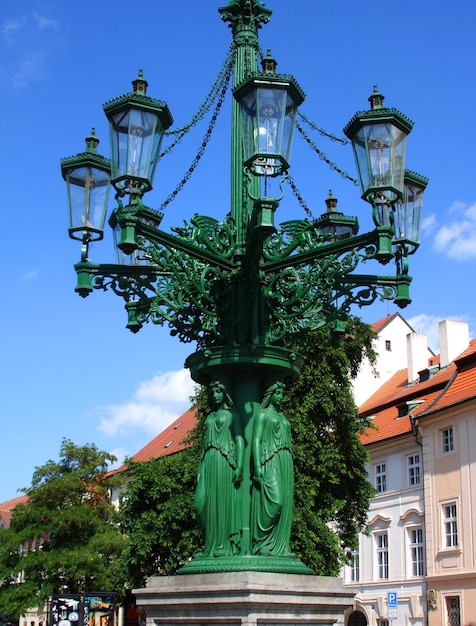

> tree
[115,447,202,588]
[116,316,377,582]
[0,439,126,619]
[285,317,377,574]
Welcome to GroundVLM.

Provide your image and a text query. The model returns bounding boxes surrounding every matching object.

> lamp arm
[262,228,387,273]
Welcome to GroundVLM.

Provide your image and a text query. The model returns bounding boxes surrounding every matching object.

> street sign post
[387,592,398,621]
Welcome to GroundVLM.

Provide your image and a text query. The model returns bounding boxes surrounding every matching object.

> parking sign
[387,591,398,608]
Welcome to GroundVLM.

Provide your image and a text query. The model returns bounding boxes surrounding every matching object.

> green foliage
[115,446,202,588]
[0,439,126,619]
[285,317,377,574]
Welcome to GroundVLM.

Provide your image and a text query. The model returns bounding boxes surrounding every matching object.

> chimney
[439,319,470,368]
[407,332,429,384]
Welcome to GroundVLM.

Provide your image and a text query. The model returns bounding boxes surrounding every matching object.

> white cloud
[432,201,476,260]
[1,12,58,89]
[22,269,38,282]
[421,213,437,231]
[407,313,441,353]
[2,18,23,40]
[33,13,58,30]
[96,369,196,439]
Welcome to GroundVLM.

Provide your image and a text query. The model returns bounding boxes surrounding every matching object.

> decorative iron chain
[297,111,348,144]
[159,44,235,157]
[286,175,314,221]
[157,49,235,213]
[296,119,359,186]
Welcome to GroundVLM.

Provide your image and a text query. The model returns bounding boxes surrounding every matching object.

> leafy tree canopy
[116,316,377,584]
[285,317,377,574]
[0,439,126,619]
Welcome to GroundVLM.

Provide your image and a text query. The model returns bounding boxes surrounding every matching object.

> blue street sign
[387,592,398,608]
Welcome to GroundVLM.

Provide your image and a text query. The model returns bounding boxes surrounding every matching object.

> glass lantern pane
[282,92,298,164]
[67,166,109,233]
[394,181,424,252]
[109,108,164,183]
[354,123,407,200]
[239,90,257,164]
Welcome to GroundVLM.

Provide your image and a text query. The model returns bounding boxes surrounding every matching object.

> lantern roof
[404,169,429,188]
[103,70,173,129]
[343,85,414,139]
[233,50,306,106]
[60,128,111,177]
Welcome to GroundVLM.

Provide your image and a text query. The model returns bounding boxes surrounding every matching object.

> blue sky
[1,0,475,502]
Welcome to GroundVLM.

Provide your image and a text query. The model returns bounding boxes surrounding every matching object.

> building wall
[422,401,476,626]
[344,436,426,625]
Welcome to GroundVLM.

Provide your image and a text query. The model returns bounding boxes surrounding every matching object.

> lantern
[103,70,173,193]
[344,86,413,206]
[314,190,359,242]
[61,129,111,241]
[234,51,305,177]
[394,170,428,254]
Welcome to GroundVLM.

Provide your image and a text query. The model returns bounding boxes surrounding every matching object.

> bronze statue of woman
[194,379,244,557]
[251,380,294,556]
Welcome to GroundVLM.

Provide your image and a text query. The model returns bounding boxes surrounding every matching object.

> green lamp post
[61,0,427,575]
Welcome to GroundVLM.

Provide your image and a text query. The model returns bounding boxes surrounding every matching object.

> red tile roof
[359,339,476,445]
[371,313,399,333]
[0,495,28,528]
[112,408,198,474]
[420,339,476,415]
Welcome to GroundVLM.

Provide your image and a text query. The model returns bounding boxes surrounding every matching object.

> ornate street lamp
[61,0,426,575]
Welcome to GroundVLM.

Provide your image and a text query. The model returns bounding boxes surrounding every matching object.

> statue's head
[262,380,286,408]
[209,379,233,408]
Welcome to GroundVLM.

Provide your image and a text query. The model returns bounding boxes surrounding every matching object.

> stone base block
[134,571,354,625]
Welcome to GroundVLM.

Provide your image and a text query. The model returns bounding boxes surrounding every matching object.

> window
[409,527,424,576]
[376,532,389,579]
[375,462,387,493]
[443,503,458,548]
[378,621,389,626]
[442,427,454,453]
[445,596,461,626]
[385,340,392,351]
[349,550,359,582]
[408,453,421,485]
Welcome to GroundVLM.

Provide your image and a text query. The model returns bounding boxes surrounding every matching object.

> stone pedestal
[134,571,354,625]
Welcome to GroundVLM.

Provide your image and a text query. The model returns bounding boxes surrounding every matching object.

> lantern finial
[85,128,100,153]
[369,85,385,110]
[325,189,338,213]
[262,49,278,74]
[132,69,148,96]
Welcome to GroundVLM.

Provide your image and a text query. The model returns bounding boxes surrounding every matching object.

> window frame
[348,549,360,583]
[374,461,387,493]
[442,426,455,454]
[407,452,421,486]
[441,500,459,549]
[444,594,462,626]
[375,532,389,580]
[408,526,424,577]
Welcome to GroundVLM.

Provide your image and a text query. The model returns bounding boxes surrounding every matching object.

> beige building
[346,318,475,626]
